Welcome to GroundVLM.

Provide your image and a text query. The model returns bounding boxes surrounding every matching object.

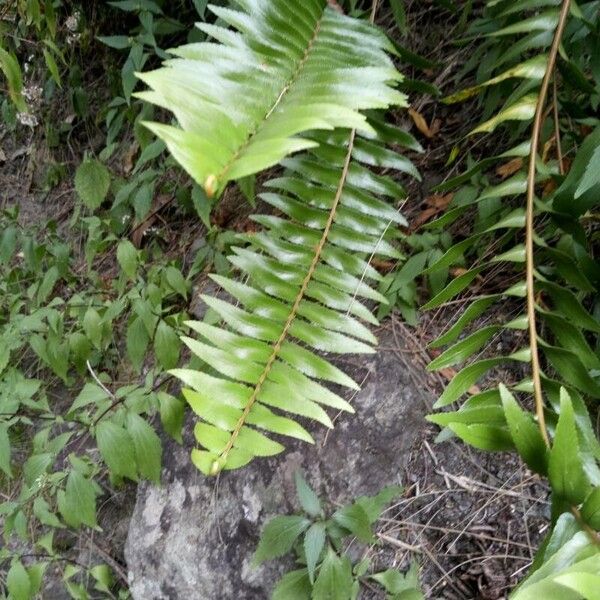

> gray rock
[125,331,429,600]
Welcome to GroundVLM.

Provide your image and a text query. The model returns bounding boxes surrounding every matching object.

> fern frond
[136,0,405,198]
[134,1,414,475]
[171,118,415,475]
[426,1,600,553]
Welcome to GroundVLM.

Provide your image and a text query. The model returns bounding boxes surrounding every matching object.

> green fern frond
[136,0,405,198]
[134,1,413,475]
[425,2,600,554]
[171,120,415,475]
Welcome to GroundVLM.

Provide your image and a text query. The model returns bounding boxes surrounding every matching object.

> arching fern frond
[171,118,416,475]
[136,0,404,198]
[135,1,413,475]
[425,0,600,557]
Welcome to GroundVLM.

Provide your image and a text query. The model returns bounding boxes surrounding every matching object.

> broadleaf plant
[140,0,417,475]
[253,471,422,600]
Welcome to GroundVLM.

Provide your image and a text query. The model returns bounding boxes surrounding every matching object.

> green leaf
[448,423,513,451]
[470,95,537,135]
[304,522,326,584]
[26,563,46,597]
[253,515,311,565]
[91,565,114,593]
[37,266,59,304]
[127,316,150,373]
[444,55,546,104]
[69,383,110,414]
[117,239,138,280]
[548,389,591,505]
[7,559,31,600]
[555,125,600,216]
[581,487,600,529]
[428,326,499,371]
[575,146,600,200]
[0,225,17,264]
[154,321,181,370]
[0,47,27,112]
[389,0,407,34]
[83,307,103,349]
[33,497,62,528]
[272,569,311,600]
[97,35,132,49]
[96,421,138,481]
[312,549,353,600]
[75,159,111,210]
[371,565,423,596]
[499,385,548,474]
[191,0,209,17]
[554,572,600,598]
[126,412,162,483]
[295,471,321,517]
[356,485,403,523]
[333,503,373,543]
[43,48,61,86]
[60,470,97,529]
[165,266,188,298]
[158,392,185,444]
[435,358,504,407]
[0,424,12,478]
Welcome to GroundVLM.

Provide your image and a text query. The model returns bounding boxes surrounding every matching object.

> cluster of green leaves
[0,0,64,113]
[421,0,600,596]
[0,193,198,597]
[253,472,422,600]
[137,0,421,475]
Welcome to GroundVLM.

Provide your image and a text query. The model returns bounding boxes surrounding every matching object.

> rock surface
[125,331,430,600]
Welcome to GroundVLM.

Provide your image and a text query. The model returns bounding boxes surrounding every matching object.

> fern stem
[525,0,600,549]
[211,130,358,475]
[526,0,570,449]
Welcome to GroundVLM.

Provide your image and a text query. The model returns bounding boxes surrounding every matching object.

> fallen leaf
[370,257,395,273]
[542,137,554,164]
[408,107,435,139]
[496,158,523,179]
[542,178,557,197]
[428,193,454,209]
[122,142,139,175]
[411,193,454,230]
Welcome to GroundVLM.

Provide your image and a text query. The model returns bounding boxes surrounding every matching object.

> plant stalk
[526,0,571,448]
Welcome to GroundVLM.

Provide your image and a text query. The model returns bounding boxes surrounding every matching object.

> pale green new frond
[136,0,406,198]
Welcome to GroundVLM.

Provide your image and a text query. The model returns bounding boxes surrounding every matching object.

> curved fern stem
[211,130,358,475]
[526,0,570,449]
[526,0,600,546]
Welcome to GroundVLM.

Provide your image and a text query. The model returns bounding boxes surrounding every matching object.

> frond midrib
[213,8,327,193]
[210,129,358,475]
